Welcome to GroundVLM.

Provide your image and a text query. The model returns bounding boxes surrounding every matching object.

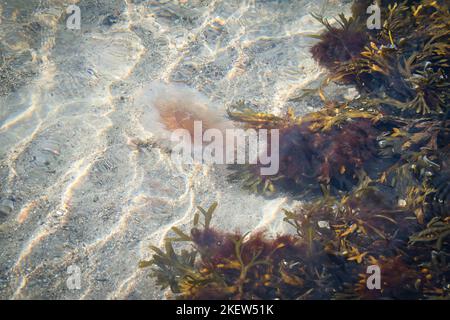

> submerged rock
[102,14,119,26]
[0,199,14,220]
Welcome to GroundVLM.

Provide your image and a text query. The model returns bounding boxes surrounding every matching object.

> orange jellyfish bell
[135,81,230,142]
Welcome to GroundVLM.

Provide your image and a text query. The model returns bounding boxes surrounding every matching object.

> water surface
[0,0,350,299]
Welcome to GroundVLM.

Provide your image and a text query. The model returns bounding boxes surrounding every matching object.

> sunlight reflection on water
[0,0,350,299]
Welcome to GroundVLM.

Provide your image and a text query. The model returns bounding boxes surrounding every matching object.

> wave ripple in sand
[0,0,349,299]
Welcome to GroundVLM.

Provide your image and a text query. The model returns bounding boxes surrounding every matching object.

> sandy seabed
[0,0,351,299]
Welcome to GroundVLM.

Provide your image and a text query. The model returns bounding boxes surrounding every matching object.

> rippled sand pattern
[0,0,349,299]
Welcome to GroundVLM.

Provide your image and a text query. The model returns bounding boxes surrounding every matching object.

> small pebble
[398,199,407,207]
[103,15,118,26]
[318,220,330,229]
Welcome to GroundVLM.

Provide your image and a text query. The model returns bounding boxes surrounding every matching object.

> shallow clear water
[0,0,350,299]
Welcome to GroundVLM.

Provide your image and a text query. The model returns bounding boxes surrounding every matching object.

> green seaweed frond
[139,240,198,293]
[409,217,450,250]
[139,203,219,294]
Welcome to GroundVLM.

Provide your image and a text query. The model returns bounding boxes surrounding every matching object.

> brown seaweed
[140,0,450,300]
[227,103,398,197]
[141,194,449,299]
[313,0,450,116]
